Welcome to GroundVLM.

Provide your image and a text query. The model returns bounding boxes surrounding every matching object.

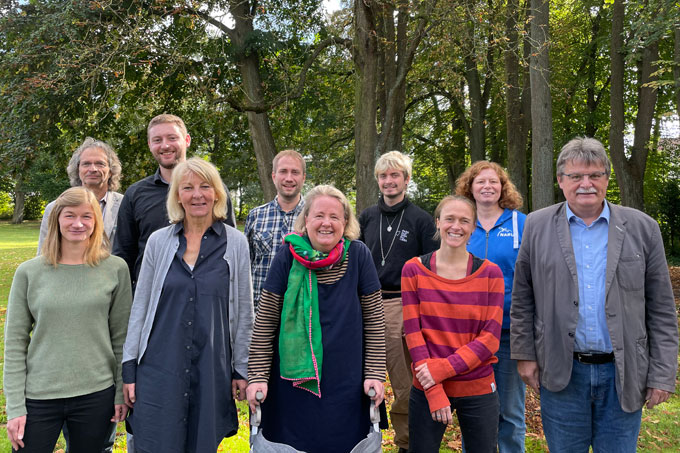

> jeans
[14,386,115,453]
[540,359,642,453]
[493,331,526,452]
[408,387,499,453]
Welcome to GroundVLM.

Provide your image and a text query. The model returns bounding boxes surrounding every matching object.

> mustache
[575,188,597,194]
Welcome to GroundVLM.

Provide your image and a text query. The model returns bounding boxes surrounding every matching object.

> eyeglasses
[560,171,607,183]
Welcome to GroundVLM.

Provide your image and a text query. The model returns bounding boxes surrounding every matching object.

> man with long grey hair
[37,137,124,253]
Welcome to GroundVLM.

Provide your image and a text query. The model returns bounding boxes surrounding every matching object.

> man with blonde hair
[245,149,306,309]
[359,150,438,452]
[113,114,236,286]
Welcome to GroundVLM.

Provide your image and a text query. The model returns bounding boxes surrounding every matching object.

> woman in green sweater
[4,187,132,452]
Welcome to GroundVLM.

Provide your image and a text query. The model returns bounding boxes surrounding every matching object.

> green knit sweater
[3,255,132,420]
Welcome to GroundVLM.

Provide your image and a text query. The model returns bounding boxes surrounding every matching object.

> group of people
[3,112,677,453]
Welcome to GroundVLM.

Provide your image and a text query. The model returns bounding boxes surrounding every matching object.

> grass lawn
[0,221,679,452]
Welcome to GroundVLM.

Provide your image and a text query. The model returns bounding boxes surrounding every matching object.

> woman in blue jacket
[456,161,526,453]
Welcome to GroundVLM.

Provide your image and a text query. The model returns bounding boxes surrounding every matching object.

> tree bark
[354,0,380,213]
[674,24,680,120]
[529,0,554,210]
[465,54,486,163]
[231,2,277,201]
[12,176,25,224]
[609,0,659,210]
[505,0,530,208]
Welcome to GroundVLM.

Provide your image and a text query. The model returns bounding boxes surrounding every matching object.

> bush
[0,192,13,219]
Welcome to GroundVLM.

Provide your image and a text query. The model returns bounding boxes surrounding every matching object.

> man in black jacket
[359,151,438,453]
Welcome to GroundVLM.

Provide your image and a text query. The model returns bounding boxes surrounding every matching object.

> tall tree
[529,0,554,209]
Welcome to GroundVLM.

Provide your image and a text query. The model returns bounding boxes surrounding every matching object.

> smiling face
[436,199,475,250]
[272,155,306,202]
[59,203,95,245]
[471,168,502,207]
[305,195,347,253]
[78,147,110,191]
[558,160,609,222]
[178,171,216,221]
[377,167,409,205]
[148,122,190,170]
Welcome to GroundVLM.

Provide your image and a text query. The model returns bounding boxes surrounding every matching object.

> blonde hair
[374,151,412,181]
[41,187,110,267]
[455,161,523,210]
[167,158,228,223]
[147,113,188,137]
[294,185,360,241]
[433,195,477,241]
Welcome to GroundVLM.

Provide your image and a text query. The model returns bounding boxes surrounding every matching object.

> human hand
[111,404,128,423]
[123,383,136,408]
[415,363,435,389]
[232,379,247,401]
[431,406,452,425]
[7,415,26,450]
[246,382,268,413]
[517,360,540,393]
[363,379,385,406]
[645,388,671,409]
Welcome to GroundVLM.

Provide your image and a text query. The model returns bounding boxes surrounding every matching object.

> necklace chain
[379,210,405,266]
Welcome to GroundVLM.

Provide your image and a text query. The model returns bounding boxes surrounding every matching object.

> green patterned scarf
[279,233,350,396]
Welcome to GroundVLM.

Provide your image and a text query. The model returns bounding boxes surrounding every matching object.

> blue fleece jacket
[466,208,526,329]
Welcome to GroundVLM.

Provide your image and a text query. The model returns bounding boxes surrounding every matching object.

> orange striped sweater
[401,255,504,412]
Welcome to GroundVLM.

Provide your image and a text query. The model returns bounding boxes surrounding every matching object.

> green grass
[0,221,679,452]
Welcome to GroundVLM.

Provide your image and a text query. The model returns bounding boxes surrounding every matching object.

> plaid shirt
[244,196,304,306]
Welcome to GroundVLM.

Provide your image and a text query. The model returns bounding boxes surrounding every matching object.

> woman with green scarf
[247,185,386,453]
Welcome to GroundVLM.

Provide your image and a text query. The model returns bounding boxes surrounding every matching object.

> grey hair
[556,137,611,177]
[66,137,122,191]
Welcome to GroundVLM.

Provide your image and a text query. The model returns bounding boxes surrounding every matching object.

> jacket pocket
[617,254,645,291]
[635,336,649,393]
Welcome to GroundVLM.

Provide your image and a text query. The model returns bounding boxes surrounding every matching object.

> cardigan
[122,222,254,379]
[4,255,132,419]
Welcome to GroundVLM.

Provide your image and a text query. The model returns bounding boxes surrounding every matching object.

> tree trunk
[505,0,530,209]
[529,0,554,210]
[12,176,25,224]
[465,54,486,163]
[674,24,680,120]
[232,2,277,201]
[354,0,380,213]
[609,0,658,210]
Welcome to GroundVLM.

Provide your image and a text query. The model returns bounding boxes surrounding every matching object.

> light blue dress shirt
[566,202,613,353]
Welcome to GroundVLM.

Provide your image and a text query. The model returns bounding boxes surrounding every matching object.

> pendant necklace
[379,209,405,266]
[385,214,399,232]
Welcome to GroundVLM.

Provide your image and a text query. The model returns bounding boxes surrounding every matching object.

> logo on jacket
[399,229,410,242]
[496,227,513,238]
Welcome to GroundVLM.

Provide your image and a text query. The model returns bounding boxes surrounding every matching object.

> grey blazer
[37,191,124,253]
[510,201,678,412]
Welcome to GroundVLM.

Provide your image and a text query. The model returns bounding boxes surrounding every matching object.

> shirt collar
[273,195,304,213]
[153,168,169,186]
[173,219,224,236]
[565,201,610,225]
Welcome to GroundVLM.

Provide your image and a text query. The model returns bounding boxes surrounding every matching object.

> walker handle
[368,387,380,425]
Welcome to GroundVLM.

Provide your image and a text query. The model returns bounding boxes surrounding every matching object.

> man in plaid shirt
[244,150,306,309]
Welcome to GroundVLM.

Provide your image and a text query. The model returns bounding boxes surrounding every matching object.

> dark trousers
[408,386,499,453]
[63,420,116,453]
[14,386,115,453]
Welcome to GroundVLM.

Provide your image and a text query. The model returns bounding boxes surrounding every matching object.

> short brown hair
[147,114,188,138]
[455,161,523,210]
[273,149,306,174]
[41,187,110,267]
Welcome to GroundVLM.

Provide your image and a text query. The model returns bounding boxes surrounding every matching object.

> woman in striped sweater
[401,195,504,453]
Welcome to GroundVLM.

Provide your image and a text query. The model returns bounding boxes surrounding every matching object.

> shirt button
[200,255,204,259]
[189,297,193,302]
[203,236,207,240]
[186,345,191,350]
[184,393,188,397]
[185,369,190,373]
[573,300,578,306]
[187,321,193,326]
[568,332,575,337]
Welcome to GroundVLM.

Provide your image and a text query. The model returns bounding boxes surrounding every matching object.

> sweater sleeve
[3,263,33,419]
[360,289,386,381]
[109,260,133,405]
[247,289,283,383]
[231,231,254,379]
